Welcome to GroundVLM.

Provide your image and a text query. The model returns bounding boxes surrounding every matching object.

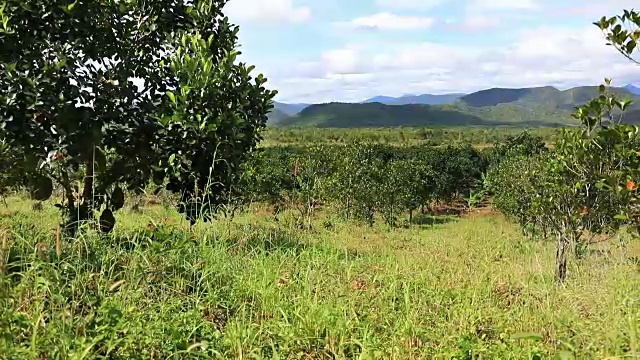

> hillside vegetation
[274,86,640,128]
[278,101,575,127]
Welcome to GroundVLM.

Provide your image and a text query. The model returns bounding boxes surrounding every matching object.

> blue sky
[224,0,640,103]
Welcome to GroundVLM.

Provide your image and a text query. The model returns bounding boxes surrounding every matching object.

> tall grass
[0,197,638,359]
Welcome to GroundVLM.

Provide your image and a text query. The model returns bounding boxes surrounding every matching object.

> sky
[223,0,640,103]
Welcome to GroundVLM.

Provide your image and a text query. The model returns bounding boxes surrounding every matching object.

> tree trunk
[60,170,79,236]
[556,234,569,283]
[82,158,94,206]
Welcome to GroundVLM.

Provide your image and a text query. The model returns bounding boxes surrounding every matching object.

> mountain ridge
[623,84,640,95]
[269,85,640,127]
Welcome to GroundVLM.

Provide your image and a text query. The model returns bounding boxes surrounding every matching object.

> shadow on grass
[221,223,366,260]
[223,225,310,255]
[411,214,456,226]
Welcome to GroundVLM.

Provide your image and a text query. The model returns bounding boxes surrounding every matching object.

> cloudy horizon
[224,0,640,103]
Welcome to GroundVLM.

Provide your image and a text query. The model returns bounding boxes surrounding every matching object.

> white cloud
[224,0,310,24]
[547,0,638,17]
[338,12,435,30]
[320,45,369,75]
[374,0,445,9]
[454,15,502,31]
[269,25,640,103]
[468,0,539,10]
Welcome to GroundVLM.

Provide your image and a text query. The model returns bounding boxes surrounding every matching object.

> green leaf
[166,91,176,104]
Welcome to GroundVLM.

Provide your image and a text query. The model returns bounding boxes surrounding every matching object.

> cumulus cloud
[269,25,640,103]
[337,12,435,30]
[224,0,310,24]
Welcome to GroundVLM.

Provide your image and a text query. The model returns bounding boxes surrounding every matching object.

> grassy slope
[0,197,639,358]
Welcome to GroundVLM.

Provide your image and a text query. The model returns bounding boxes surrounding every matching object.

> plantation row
[261,126,559,147]
[230,129,546,227]
[254,113,640,283]
[1,130,540,227]
[237,143,489,227]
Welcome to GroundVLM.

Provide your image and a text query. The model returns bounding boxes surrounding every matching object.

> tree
[485,153,547,239]
[0,136,25,201]
[489,131,547,167]
[489,11,640,282]
[0,0,276,234]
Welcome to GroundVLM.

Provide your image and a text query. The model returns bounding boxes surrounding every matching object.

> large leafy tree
[0,0,275,233]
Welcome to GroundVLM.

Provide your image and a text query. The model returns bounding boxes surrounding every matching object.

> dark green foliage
[239,143,487,227]
[487,131,548,167]
[28,174,53,202]
[262,127,559,147]
[0,0,275,231]
[485,7,640,282]
[485,154,548,238]
[111,186,125,211]
[99,208,115,234]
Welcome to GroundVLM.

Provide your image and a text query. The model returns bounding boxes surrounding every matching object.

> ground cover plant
[0,197,638,359]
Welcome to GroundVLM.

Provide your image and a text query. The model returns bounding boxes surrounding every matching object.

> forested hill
[458,86,637,109]
[271,85,640,128]
[277,103,487,127]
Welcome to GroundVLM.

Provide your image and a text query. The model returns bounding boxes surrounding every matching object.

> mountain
[278,103,486,127]
[363,93,465,105]
[459,86,638,110]
[277,102,573,128]
[623,84,640,95]
[268,102,311,124]
[277,85,640,128]
[364,96,399,104]
[267,108,291,124]
[274,102,310,116]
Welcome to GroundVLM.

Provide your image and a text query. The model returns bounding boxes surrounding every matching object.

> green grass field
[0,196,638,359]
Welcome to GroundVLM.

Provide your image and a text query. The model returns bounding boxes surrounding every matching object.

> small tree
[488,10,640,282]
[489,131,547,167]
[0,0,275,233]
[485,153,548,239]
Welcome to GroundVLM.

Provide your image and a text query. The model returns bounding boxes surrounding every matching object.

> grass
[0,196,639,359]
